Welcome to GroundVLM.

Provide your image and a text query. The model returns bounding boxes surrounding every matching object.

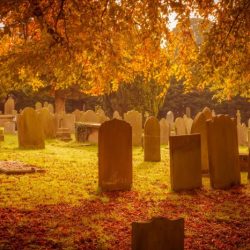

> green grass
[0,135,249,209]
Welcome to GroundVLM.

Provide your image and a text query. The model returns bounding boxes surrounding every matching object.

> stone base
[56,128,72,141]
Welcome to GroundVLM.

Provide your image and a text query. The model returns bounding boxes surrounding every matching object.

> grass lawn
[0,135,249,249]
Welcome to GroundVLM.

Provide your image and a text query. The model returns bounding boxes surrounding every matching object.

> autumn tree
[0,0,249,112]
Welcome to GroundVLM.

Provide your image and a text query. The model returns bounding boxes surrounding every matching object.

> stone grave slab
[207,115,241,189]
[98,119,132,191]
[169,134,202,191]
[132,217,184,250]
[0,161,45,175]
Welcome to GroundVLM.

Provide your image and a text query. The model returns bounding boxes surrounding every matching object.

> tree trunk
[55,90,66,114]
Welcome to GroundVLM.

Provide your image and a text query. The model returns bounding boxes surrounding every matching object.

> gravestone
[43,101,48,108]
[37,108,56,139]
[202,107,212,120]
[96,108,109,123]
[159,118,169,145]
[169,134,202,191]
[4,96,15,115]
[144,117,161,162]
[175,117,186,135]
[212,110,216,117]
[237,123,248,146]
[56,114,75,133]
[186,107,191,118]
[35,102,42,111]
[124,110,142,146]
[82,110,99,123]
[132,217,184,250]
[4,121,15,134]
[48,104,54,113]
[72,109,83,122]
[183,115,193,134]
[191,112,210,173]
[98,119,132,191]
[17,107,45,149]
[207,115,240,189]
[113,111,122,120]
[166,111,175,130]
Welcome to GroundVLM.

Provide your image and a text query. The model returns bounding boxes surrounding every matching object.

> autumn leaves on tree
[0,0,249,103]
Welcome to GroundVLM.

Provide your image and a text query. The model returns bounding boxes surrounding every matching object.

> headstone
[169,134,202,191]
[56,127,71,141]
[56,114,75,133]
[124,110,142,146]
[132,217,184,250]
[17,107,45,149]
[159,118,169,145]
[4,121,15,134]
[35,102,42,111]
[212,110,216,117]
[72,109,83,122]
[48,104,54,113]
[37,108,56,139]
[166,111,175,130]
[237,123,248,146]
[186,107,191,118]
[183,115,193,134]
[175,117,186,135]
[202,107,212,120]
[43,101,48,108]
[96,108,109,123]
[82,110,99,123]
[236,110,241,124]
[207,115,240,189]
[4,96,15,115]
[191,112,210,173]
[98,119,132,191]
[113,111,122,120]
[144,117,161,162]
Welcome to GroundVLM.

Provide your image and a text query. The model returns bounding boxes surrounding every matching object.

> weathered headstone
[212,110,216,117]
[186,107,191,118]
[4,96,15,115]
[43,101,48,108]
[37,108,56,139]
[159,118,169,145]
[183,115,193,134]
[17,107,45,149]
[96,108,109,123]
[35,102,42,111]
[124,110,142,146]
[82,110,99,123]
[113,111,122,120]
[56,114,75,133]
[98,119,132,191]
[4,121,15,134]
[48,104,54,113]
[144,117,161,162]
[191,112,210,173]
[72,109,83,122]
[202,107,212,120]
[175,117,186,135]
[169,134,202,191]
[207,115,240,189]
[166,111,175,130]
[132,217,184,250]
[237,123,248,146]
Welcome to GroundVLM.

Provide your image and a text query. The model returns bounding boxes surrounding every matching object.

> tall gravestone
[37,108,56,139]
[183,115,193,134]
[159,118,169,145]
[96,108,109,123]
[175,117,186,135]
[124,110,142,146]
[207,115,240,189]
[186,107,191,118]
[4,96,15,115]
[166,111,175,131]
[98,119,132,191]
[191,108,212,173]
[132,217,184,250]
[144,117,161,162]
[17,107,45,149]
[48,104,54,113]
[169,134,202,191]
[82,110,99,123]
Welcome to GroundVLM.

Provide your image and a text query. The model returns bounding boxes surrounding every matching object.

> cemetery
[0,1,250,249]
